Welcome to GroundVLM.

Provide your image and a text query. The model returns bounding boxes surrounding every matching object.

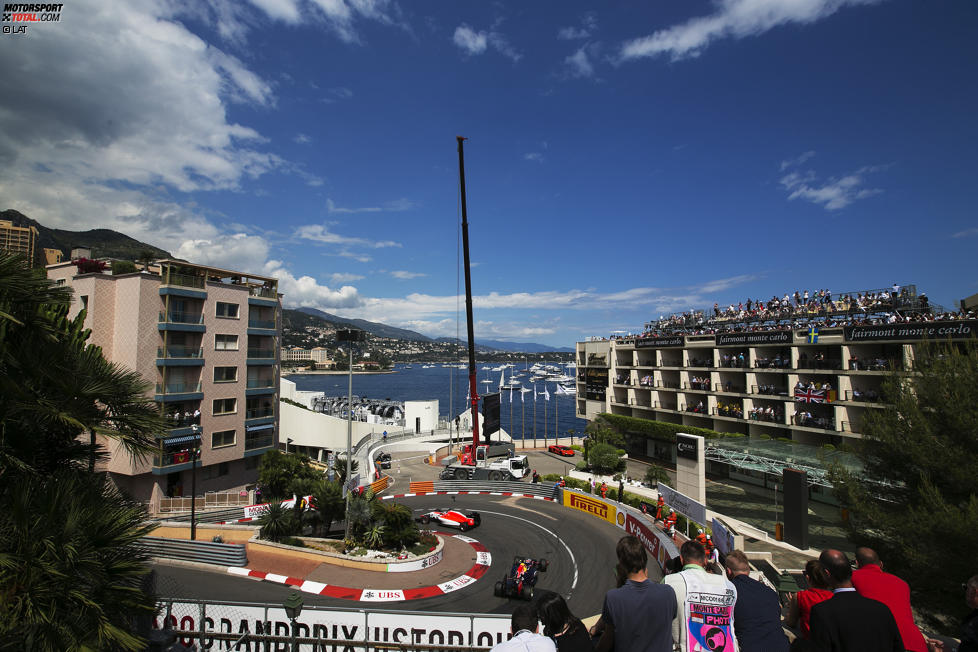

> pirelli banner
[844,320,978,342]
[563,491,619,526]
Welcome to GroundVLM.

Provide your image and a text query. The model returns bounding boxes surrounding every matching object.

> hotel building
[47,259,281,506]
[0,219,39,266]
[576,291,977,452]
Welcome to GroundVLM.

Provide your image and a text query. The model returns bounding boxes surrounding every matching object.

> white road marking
[479,509,578,596]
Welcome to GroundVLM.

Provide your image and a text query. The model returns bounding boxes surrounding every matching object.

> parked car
[548,444,575,457]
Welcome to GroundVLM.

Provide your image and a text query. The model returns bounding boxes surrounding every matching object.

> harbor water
[285,364,586,445]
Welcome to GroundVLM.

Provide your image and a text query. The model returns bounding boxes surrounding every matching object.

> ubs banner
[563,490,619,526]
[155,601,511,650]
[844,320,978,342]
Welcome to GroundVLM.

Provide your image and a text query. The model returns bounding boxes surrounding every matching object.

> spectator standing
[851,547,928,652]
[785,559,833,641]
[958,575,978,652]
[617,477,624,503]
[490,603,556,652]
[538,593,593,652]
[600,481,608,499]
[590,535,675,652]
[809,549,902,652]
[724,550,789,652]
[664,540,738,652]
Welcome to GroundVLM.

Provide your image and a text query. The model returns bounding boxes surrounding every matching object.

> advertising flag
[544,386,550,401]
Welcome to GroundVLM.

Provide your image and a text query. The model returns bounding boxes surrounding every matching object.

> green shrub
[110,260,137,275]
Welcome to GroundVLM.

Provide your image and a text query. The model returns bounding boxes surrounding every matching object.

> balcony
[247,317,278,336]
[247,406,274,418]
[162,272,205,289]
[154,382,203,402]
[157,311,205,333]
[248,286,279,307]
[156,346,204,367]
[246,378,277,397]
[245,431,275,452]
[247,348,276,366]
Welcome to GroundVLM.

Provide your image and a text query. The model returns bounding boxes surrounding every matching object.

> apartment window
[211,429,235,448]
[203,462,230,480]
[214,366,238,383]
[216,302,239,319]
[215,334,238,350]
[212,398,236,415]
[80,295,89,310]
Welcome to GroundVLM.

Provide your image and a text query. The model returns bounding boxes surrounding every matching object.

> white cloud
[781,150,816,171]
[453,24,487,54]
[322,87,354,103]
[452,24,522,61]
[336,251,373,263]
[174,233,271,274]
[295,224,401,248]
[565,46,595,78]
[780,165,884,211]
[294,133,312,144]
[325,197,417,214]
[264,260,363,309]
[330,272,365,283]
[558,14,597,40]
[248,0,302,23]
[953,228,978,239]
[619,0,884,62]
[524,152,543,162]
[390,270,427,279]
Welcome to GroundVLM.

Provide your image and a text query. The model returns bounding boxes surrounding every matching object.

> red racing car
[548,444,575,457]
[416,508,481,531]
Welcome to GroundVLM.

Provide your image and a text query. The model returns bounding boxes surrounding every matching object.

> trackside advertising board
[623,513,679,572]
[658,482,707,526]
[155,601,511,651]
[562,490,619,525]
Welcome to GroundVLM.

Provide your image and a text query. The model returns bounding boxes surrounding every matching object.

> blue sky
[1,0,976,347]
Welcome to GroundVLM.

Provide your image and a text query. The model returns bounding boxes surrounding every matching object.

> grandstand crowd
[595,284,975,341]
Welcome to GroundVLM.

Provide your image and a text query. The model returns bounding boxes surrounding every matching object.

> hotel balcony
[157,311,205,333]
[247,316,278,336]
[247,347,276,366]
[154,381,203,402]
[156,346,204,367]
[246,377,277,397]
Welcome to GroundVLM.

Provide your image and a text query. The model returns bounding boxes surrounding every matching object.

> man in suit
[724,550,789,651]
[851,547,928,652]
[809,549,903,652]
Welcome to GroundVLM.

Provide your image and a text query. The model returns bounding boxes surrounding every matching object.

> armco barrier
[139,536,247,567]
[394,480,559,500]
[159,507,244,524]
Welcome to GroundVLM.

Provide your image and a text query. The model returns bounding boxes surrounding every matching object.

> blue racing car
[494,556,549,600]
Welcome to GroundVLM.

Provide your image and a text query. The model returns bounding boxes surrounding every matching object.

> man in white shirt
[490,603,556,652]
[664,540,739,651]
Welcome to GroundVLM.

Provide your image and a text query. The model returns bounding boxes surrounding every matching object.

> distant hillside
[1,209,171,265]
[295,307,433,342]
[435,337,573,353]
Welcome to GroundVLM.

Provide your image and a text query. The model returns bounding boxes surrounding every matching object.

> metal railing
[161,272,205,289]
[157,346,203,359]
[246,407,275,419]
[155,382,202,395]
[166,414,201,428]
[245,432,275,450]
[247,348,275,359]
[139,536,247,566]
[158,311,204,325]
[158,507,245,523]
[844,389,880,402]
[247,378,276,389]
[248,318,276,329]
[250,286,277,299]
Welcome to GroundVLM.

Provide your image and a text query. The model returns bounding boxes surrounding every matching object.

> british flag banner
[794,388,825,403]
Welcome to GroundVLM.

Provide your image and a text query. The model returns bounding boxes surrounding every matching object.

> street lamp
[283,591,304,652]
[190,424,201,541]
[286,437,293,455]
[337,329,366,544]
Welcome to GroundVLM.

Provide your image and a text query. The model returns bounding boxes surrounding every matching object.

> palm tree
[257,503,297,542]
[331,455,359,487]
[363,524,386,549]
[311,479,344,537]
[0,470,156,651]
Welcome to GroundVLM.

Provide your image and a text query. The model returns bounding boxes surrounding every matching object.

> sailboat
[499,369,522,390]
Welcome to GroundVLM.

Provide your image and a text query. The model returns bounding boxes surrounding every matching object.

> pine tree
[830,339,978,623]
